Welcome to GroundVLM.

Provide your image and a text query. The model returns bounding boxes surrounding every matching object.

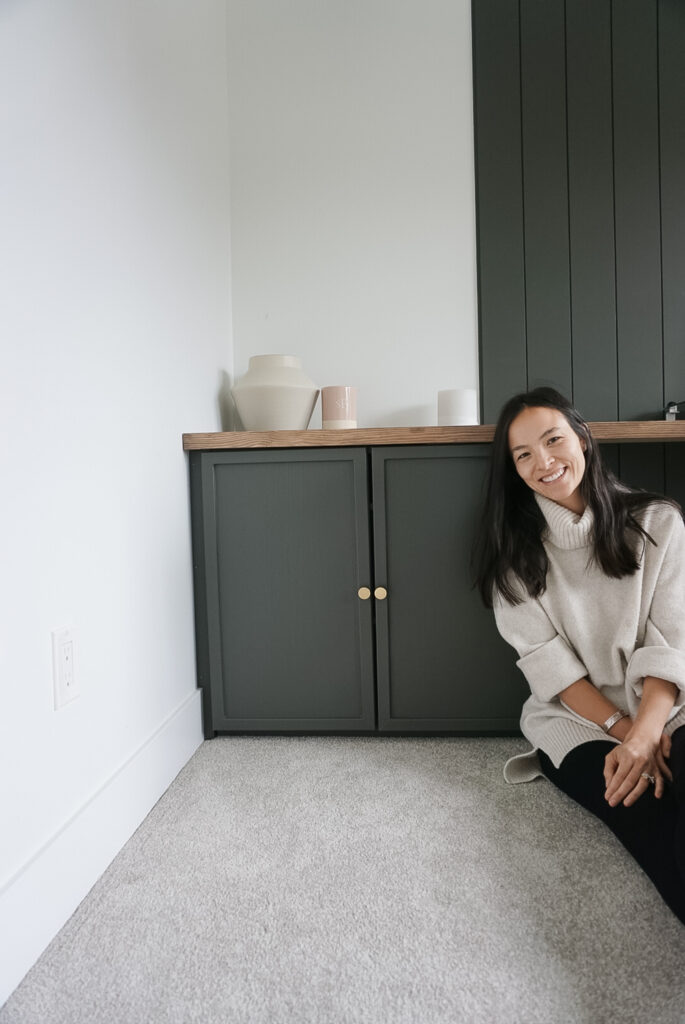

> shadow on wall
[218,370,241,431]
[373,405,436,429]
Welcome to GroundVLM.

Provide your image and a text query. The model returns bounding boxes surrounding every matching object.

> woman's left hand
[603,732,663,807]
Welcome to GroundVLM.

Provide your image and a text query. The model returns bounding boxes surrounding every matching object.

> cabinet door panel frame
[190,448,376,735]
[372,446,528,734]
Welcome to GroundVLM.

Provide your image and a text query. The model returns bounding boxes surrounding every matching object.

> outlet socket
[52,627,79,709]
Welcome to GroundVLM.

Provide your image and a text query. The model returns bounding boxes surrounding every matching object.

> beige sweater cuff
[516,635,588,703]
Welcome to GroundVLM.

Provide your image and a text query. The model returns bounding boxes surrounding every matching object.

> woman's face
[507,405,587,514]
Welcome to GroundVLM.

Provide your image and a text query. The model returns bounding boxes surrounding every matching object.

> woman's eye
[516,452,529,461]
[548,436,562,444]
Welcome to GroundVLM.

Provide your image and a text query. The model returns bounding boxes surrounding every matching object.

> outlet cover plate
[52,627,79,709]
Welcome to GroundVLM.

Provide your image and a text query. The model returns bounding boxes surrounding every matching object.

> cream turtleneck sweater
[494,494,685,783]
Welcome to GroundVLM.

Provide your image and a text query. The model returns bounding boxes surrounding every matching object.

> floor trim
[0,689,203,1006]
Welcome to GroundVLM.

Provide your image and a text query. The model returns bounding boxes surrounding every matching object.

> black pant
[539,725,685,925]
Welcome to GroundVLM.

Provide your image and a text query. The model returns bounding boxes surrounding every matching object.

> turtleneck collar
[534,493,594,550]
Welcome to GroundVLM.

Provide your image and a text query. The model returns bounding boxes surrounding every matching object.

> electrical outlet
[52,627,79,709]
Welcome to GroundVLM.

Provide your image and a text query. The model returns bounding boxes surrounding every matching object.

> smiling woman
[473,387,685,925]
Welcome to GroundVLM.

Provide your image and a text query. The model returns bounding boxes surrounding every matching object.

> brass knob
[358,587,371,600]
[374,587,388,600]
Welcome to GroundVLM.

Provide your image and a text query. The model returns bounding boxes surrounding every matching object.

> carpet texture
[2,736,685,1024]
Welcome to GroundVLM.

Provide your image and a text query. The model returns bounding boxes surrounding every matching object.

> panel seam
[609,0,620,434]
[564,0,574,405]
[518,0,529,389]
[656,0,666,417]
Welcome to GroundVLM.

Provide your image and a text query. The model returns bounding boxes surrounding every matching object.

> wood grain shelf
[183,422,685,451]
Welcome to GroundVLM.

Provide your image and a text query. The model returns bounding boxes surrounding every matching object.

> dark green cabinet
[189,444,527,737]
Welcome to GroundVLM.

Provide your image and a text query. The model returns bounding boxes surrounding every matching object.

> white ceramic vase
[231,355,320,431]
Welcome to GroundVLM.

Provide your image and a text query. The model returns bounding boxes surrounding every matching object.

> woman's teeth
[541,467,566,483]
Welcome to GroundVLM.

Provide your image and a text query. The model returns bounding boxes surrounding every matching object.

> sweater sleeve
[493,585,588,703]
[625,511,685,711]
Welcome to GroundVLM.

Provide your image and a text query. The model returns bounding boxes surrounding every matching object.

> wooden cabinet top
[183,422,685,451]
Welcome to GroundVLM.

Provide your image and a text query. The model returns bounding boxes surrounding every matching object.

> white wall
[227,0,478,428]
[0,0,477,1002]
[0,0,231,1003]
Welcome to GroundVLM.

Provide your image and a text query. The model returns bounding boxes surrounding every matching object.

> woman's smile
[540,466,566,483]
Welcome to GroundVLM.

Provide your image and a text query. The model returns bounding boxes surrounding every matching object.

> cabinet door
[372,446,528,732]
[191,449,375,734]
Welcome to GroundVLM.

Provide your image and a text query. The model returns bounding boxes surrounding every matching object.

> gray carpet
[2,737,685,1024]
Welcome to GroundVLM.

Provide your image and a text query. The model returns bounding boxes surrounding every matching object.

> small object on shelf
[665,400,685,421]
[437,388,478,426]
[231,354,319,430]
[321,386,357,429]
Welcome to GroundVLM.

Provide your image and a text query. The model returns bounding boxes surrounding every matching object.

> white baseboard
[0,689,204,1007]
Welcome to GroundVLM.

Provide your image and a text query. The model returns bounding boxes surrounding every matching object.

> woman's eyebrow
[510,426,563,453]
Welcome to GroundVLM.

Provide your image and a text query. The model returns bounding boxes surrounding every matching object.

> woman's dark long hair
[473,387,681,607]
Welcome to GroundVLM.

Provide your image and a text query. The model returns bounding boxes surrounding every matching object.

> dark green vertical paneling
[474,0,684,496]
[612,1,665,490]
[612,0,663,421]
[659,0,685,411]
[472,0,527,422]
[520,0,572,395]
[566,0,617,420]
